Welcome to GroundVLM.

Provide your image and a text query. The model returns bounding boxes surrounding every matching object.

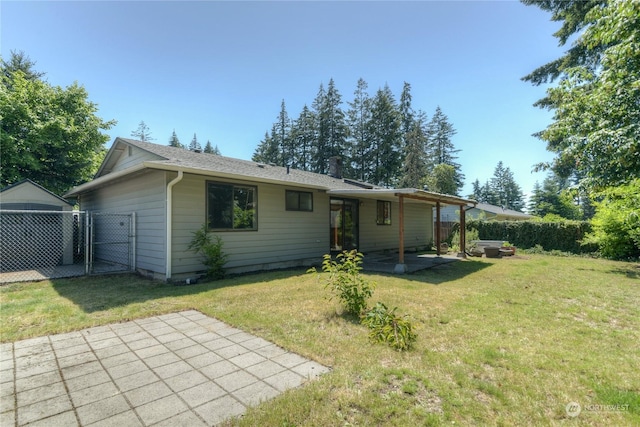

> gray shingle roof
[116,138,379,191]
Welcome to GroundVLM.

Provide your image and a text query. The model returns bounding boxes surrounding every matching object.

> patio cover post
[394,194,407,273]
[459,203,467,258]
[435,202,441,256]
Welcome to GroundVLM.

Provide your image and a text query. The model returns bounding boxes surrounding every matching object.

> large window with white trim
[207,182,257,230]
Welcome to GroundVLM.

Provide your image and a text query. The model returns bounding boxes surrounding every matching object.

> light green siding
[170,173,330,276]
[111,145,162,173]
[359,200,433,252]
[81,171,167,275]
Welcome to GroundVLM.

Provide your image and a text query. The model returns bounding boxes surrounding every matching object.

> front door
[330,198,359,251]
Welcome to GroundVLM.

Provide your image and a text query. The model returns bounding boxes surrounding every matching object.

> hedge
[462,220,597,254]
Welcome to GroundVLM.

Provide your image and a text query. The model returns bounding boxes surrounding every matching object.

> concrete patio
[362,252,460,274]
[0,310,330,426]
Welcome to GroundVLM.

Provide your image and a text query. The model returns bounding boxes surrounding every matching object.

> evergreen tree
[203,140,220,154]
[399,81,415,138]
[325,79,348,168]
[399,111,429,188]
[468,179,483,201]
[131,120,154,141]
[252,130,279,164]
[275,100,293,167]
[367,85,402,187]
[425,106,464,194]
[346,78,373,181]
[528,174,583,219]
[289,105,315,171]
[523,0,640,189]
[168,130,183,148]
[1,50,45,84]
[489,161,525,211]
[189,133,201,151]
[310,83,328,174]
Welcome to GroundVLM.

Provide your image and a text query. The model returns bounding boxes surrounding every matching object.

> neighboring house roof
[473,202,532,220]
[1,179,73,207]
[66,138,475,207]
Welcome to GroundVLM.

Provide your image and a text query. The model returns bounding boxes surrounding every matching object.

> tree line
[131,121,221,155]
[252,79,466,195]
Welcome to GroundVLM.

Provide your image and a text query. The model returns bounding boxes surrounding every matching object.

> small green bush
[361,302,417,351]
[310,250,375,316]
[188,224,228,280]
[583,180,640,260]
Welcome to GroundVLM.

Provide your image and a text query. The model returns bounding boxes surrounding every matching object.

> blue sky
[2,1,562,199]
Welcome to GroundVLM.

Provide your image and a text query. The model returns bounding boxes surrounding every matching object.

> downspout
[166,170,183,281]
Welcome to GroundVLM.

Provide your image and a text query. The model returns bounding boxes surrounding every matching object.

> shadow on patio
[362,252,462,274]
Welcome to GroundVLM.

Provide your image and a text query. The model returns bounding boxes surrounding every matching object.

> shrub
[462,219,596,254]
[310,250,375,316]
[583,180,640,260]
[188,224,228,280]
[361,302,417,351]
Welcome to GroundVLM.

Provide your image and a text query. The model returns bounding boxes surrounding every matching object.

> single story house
[65,138,475,281]
[437,202,533,223]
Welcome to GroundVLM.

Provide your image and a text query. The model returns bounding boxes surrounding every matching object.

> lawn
[1,254,639,426]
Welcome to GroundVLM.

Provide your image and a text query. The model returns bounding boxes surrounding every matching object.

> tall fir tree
[367,85,402,187]
[289,105,315,171]
[399,111,429,188]
[275,100,293,167]
[168,130,183,148]
[252,129,279,164]
[131,120,154,141]
[399,81,415,138]
[425,106,464,195]
[324,78,348,169]
[189,133,201,152]
[528,174,582,219]
[489,161,525,211]
[310,83,328,174]
[203,140,220,155]
[346,78,373,181]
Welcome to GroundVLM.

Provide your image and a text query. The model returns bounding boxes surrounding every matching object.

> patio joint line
[48,334,82,427]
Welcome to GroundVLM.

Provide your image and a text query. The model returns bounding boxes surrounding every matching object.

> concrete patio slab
[0,310,330,426]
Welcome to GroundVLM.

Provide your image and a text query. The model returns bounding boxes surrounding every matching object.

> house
[65,138,475,281]
[1,179,76,271]
[437,202,533,223]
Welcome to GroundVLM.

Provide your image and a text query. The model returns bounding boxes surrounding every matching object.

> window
[286,190,313,212]
[207,182,257,230]
[376,200,391,225]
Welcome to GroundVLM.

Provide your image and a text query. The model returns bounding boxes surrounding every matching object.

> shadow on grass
[375,258,494,285]
[50,268,306,313]
[608,264,640,280]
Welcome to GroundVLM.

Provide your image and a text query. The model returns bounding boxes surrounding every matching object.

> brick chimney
[328,156,343,179]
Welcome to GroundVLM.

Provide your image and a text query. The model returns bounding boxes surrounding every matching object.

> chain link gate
[0,210,136,284]
[0,210,86,283]
[88,212,136,275]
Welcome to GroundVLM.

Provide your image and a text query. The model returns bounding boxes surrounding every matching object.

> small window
[286,190,313,211]
[207,182,257,230]
[376,200,391,225]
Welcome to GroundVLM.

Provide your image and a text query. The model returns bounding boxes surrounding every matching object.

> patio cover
[327,188,476,273]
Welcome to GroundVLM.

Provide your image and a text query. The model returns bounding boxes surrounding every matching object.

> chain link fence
[0,210,135,284]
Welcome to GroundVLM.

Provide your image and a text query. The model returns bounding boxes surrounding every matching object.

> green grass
[1,255,639,426]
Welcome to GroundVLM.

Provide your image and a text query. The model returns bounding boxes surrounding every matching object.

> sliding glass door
[330,198,359,251]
